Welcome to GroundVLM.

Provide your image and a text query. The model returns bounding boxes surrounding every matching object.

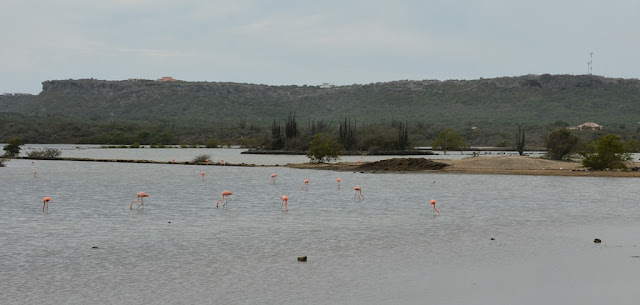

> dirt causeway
[287,156,640,177]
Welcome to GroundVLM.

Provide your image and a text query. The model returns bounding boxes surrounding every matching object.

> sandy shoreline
[287,156,640,177]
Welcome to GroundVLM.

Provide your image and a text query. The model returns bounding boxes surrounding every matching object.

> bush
[581,134,631,170]
[205,139,219,148]
[431,129,467,153]
[2,137,23,158]
[545,129,579,160]
[27,148,62,159]
[307,133,341,163]
[192,154,211,164]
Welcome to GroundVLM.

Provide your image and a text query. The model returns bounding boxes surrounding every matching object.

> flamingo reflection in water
[130,192,149,210]
[216,190,233,208]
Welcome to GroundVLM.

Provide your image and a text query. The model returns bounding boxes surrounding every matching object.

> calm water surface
[1,152,640,304]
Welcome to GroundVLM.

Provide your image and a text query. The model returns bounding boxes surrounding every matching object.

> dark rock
[594,238,601,243]
[297,255,307,262]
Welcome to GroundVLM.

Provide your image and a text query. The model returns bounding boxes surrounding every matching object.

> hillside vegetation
[2,74,640,147]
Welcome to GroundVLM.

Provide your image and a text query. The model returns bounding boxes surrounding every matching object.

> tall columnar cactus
[284,112,298,139]
[339,118,356,150]
[516,125,525,156]
[397,121,409,150]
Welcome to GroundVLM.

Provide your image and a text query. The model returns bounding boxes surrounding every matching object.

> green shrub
[205,138,219,148]
[307,133,341,163]
[27,148,62,159]
[2,137,23,158]
[581,134,631,170]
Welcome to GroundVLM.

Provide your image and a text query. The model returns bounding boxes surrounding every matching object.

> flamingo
[42,197,51,211]
[201,172,205,181]
[336,178,341,189]
[430,199,440,216]
[353,186,364,201]
[302,179,309,190]
[270,174,278,184]
[281,195,288,211]
[220,160,225,166]
[216,190,233,208]
[130,192,149,210]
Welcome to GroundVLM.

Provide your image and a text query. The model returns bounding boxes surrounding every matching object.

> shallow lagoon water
[2,151,640,304]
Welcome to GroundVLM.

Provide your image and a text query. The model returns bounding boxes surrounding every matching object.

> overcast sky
[1,0,639,94]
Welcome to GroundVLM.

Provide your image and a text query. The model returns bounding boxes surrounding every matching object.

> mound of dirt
[356,158,449,171]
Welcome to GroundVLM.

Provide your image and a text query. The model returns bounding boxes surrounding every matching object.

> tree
[431,129,467,154]
[307,133,342,163]
[2,137,23,158]
[515,125,525,156]
[545,129,579,160]
[581,134,631,170]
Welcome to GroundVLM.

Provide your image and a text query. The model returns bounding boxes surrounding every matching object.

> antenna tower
[589,52,593,75]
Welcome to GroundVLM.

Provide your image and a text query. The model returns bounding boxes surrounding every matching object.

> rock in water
[297,255,307,262]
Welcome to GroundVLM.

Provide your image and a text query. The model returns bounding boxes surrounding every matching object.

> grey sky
[1,0,638,94]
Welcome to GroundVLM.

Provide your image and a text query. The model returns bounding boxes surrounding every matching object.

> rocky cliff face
[2,74,639,128]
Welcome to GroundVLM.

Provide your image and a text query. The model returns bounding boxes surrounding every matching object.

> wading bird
[353,186,364,201]
[302,179,309,190]
[130,192,149,210]
[270,174,278,184]
[430,199,440,216]
[42,197,51,211]
[216,190,233,208]
[281,195,288,211]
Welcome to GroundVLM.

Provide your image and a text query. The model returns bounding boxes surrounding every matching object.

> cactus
[339,118,356,150]
[516,125,525,155]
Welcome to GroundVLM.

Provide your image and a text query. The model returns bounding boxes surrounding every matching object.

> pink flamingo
[281,195,289,211]
[430,199,440,216]
[270,174,278,184]
[130,192,149,210]
[220,160,225,166]
[206,159,210,165]
[201,172,205,181]
[42,197,51,211]
[302,179,309,190]
[336,178,341,189]
[353,186,364,200]
[216,190,233,208]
